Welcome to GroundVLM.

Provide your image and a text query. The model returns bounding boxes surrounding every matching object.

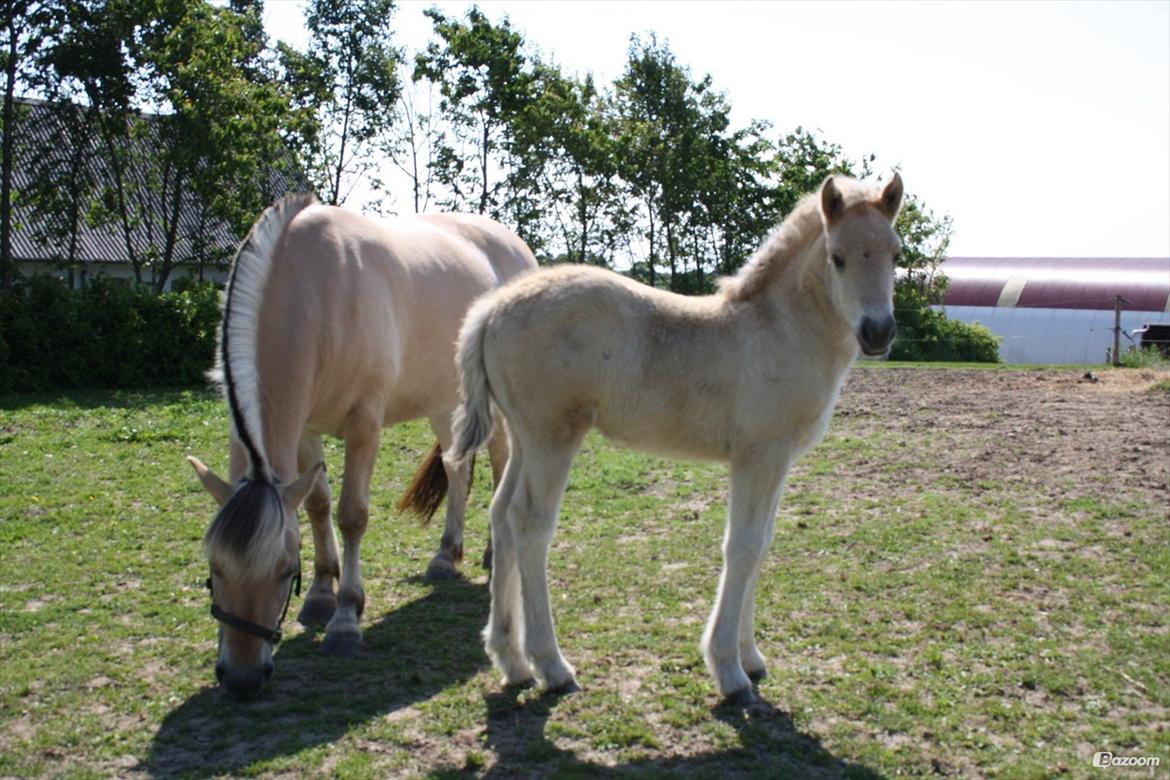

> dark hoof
[547,678,581,696]
[504,677,536,690]
[722,687,757,708]
[747,667,767,683]
[320,632,362,658]
[425,556,460,582]
[297,597,336,627]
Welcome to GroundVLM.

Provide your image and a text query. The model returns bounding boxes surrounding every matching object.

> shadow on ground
[146,576,883,778]
[446,688,886,779]
[144,577,490,777]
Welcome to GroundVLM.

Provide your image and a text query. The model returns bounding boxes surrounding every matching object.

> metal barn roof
[942,257,1170,312]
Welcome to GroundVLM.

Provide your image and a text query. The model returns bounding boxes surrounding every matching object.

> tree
[414,7,533,217]
[280,0,400,206]
[0,0,63,288]
[31,0,305,290]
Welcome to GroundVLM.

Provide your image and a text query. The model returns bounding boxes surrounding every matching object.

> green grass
[0,378,1166,777]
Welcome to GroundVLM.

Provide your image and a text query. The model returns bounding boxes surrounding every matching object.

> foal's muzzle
[858,314,896,356]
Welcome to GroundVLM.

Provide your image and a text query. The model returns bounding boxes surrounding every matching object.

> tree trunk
[0,22,18,289]
[478,116,490,215]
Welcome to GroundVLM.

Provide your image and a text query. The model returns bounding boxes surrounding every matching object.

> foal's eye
[832,254,845,270]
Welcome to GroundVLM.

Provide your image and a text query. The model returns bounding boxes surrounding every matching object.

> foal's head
[188,456,321,699]
[819,173,904,357]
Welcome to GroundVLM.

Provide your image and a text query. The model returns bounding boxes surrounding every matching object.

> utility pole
[1112,295,1127,367]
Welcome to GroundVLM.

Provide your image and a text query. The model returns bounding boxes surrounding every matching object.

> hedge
[0,276,221,394]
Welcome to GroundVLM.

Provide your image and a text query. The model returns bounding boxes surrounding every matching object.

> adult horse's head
[820,173,904,357]
[188,456,322,700]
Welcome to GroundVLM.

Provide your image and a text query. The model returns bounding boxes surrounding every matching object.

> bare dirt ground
[837,366,1170,507]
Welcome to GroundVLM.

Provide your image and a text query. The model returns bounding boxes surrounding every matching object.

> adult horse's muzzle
[207,568,300,700]
[857,314,897,357]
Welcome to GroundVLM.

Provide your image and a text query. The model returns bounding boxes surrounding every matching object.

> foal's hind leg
[481,423,510,570]
[297,435,340,626]
[700,449,788,704]
[510,435,583,693]
[321,403,382,657]
[484,443,535,686]
[424,412,471,581]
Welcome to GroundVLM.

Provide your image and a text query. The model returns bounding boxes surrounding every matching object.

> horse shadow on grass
[144,576,491,778]
[147,574,883,778]
[445,688,887,779]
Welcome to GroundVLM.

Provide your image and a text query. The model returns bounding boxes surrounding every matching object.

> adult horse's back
[188,195,535,699]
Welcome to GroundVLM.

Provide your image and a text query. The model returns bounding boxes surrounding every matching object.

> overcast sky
[263,0,1170,258]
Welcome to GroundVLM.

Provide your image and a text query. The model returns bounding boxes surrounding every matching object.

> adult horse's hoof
[320,632,362,658]
[424,556,460,581]
[747,667,767,683]
[722,687,757,708]
[297,596,336,627]
[547,678,581,696]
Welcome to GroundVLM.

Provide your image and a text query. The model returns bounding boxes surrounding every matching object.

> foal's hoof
[546,678,581,696]
[320,632,362,658]
[424,556,460,582]
[747,667,768,683]
[721,687,758,708]
[297,597,336,627]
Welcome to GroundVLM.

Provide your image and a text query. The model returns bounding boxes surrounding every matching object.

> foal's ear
[821,176,846,224]
[187,456,233,507]
[281,460,324,512]
[879,172,903,220]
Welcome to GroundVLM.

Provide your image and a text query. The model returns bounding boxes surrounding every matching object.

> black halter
[206,568,301,645]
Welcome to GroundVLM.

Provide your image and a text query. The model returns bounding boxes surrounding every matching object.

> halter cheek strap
[206,569,301,645]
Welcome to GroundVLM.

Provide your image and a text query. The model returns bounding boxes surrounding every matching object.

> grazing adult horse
[446,174,903,704]
[187,194,536,699]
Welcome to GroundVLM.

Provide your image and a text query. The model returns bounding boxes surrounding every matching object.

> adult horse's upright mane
[213,192,318,483]
[204,193,317,576]
[719,177,877,303]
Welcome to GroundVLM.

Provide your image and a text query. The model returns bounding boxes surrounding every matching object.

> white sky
[262,0,1170,258]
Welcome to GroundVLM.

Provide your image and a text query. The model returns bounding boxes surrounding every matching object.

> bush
[891,288,1000,362]
[0,276,221,393]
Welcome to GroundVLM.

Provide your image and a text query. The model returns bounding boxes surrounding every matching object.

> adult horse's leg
[296,435,340,626]
[510,434,583,693]
[481,424,510,570]
[483,441,534,686]
[700,447,789,705]
[321,402,382,657]
[425,412,471,581]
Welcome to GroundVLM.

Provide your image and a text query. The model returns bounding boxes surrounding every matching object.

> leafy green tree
[414,6,533,216]
[1,0,64,287]
[279,0,401,205]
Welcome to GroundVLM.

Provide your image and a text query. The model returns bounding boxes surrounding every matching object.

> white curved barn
[938,257,1170,364]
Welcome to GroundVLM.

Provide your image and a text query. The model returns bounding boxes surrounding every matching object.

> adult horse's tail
[446,295,497,469]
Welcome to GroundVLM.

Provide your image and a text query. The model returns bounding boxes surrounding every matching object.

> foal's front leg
[700,450,788,704]
[321,404,382,657]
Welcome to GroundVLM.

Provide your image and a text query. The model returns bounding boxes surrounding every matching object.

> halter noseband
[206,568,301,645]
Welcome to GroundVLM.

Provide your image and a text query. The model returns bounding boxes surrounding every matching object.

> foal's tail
[446,295,497,470]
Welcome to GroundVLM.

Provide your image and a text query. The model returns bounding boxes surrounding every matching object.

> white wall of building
[939,305,1170,364]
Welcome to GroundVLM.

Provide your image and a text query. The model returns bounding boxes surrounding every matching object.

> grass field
[0,366,1167,778]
